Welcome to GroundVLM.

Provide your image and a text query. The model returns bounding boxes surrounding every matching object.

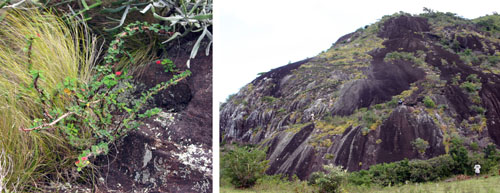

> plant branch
[32,74,53,119]
[113,71,190,138]
[20,112,74,132]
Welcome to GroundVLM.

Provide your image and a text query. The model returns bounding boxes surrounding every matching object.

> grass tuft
[0,9,97,191]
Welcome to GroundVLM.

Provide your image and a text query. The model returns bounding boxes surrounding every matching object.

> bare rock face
[220,13,500,180]
[375,106,445,164]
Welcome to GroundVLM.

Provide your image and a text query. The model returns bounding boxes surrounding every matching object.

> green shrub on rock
[411,138,430,157]
[423,96,436,108]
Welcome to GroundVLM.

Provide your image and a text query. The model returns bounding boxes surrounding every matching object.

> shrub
[1,11,192,191]
[438,104,448,109]
[387,97,399,108]
[460,81,481,93]
[466,74,480,83]
[22,21,192,173]
[374,104,383,110]
[474,14,500,34]
[471,105,486,115]
[362,110,378,126]
[449,137,470,175]
[411,138,430,157]
[348,170,373,186]
[356,154,456,187]
[487,54,500,65]
[423,96,436,108]
[221,146,269,188]
[469,153,495,174]
[484,143,499,160]
[470,142,480,151]
[426,154,455,179]
[384,51,418,64]
[407,160,435,182]
[309,164,348,193]
[324,153,335,160]
[369,162,403,186]
[261,96,278,104]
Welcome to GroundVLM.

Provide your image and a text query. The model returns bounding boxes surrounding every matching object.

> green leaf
[123,106,132,113]
[191,14,212,20]
[81,0,89,9]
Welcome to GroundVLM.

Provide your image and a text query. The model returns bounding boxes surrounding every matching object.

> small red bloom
[82,157,88,161]
[75,160,80,165]
[156,60,162,65]
[115,71,122,76]
[36,33,40,38]
[81,89,85,92]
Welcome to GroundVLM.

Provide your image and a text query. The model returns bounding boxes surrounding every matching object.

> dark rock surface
[96,41,212,193]
[220,13,500,180]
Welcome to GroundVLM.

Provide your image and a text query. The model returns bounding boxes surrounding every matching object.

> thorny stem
[20,112,75,132]
[32,73,53,119]
[113,71,189,138]
[129,72,189,118]
[26,37,53,120]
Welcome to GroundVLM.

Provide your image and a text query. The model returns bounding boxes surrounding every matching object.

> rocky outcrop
[221,13,500,180]
[98,41,212,193]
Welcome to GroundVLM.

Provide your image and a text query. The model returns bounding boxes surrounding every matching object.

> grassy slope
[221,175,500,193]
[220,177,317,193]
[346,175,500,193]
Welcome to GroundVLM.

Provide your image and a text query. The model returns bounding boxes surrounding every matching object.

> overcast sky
[213,0,500,104]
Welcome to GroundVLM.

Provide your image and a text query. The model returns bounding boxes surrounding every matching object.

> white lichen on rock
[142,144,153,168]
[171,143,212,178]
[192,179,211,192]
[154,111,176,128]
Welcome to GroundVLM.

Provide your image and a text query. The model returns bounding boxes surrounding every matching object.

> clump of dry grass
[0,9,97,191]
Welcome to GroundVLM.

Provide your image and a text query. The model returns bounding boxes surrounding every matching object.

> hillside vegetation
[221,175,500,193]
[220,9,500,192]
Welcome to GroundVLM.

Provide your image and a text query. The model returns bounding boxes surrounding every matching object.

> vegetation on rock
[0,0,211,192]
[220,8,500,192]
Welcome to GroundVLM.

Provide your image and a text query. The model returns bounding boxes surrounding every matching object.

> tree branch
[20,112,75,132]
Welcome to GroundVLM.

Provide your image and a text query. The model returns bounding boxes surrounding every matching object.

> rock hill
[220,11,500,180]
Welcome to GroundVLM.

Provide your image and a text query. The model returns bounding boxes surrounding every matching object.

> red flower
[36,33,40,38]
[81,89,85,92]
[82,156,88,161]
[75,160,80,165]
[156,60,162,65]
[115,71,122,76]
